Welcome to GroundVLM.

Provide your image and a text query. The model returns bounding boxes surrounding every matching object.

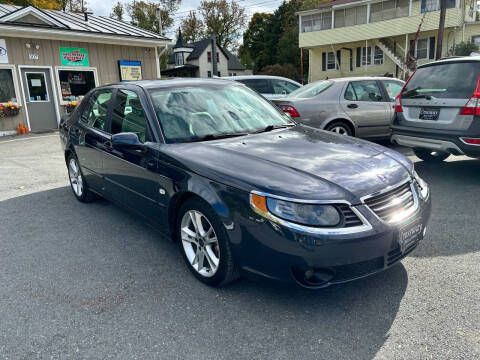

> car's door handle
[347,104,358,109]
[104,140,113,150]
[146,159,156,170]
[73,128,81,135]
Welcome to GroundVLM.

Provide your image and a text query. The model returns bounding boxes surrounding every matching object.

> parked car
[224,75,302,100]
[391,57,480,161]
[60,78,431,289]
[272,77,404,139]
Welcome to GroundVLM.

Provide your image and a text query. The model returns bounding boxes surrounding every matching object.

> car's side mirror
[111,132,144,150]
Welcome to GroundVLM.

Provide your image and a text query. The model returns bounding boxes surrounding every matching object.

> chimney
[211,33,217,76]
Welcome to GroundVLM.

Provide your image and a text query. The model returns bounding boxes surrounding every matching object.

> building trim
[0,5,68,28]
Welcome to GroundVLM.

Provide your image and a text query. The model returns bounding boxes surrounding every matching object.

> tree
[451,41,479,56]
[197,0,247,50]
[259,64,298,80]
[0,0,64,9]
[110,1,124,21]
[127,0,181,34]
[239,13,272,72]
[181,11,204,43]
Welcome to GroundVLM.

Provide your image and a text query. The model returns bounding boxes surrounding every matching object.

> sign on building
[60,47,89,67]
[0,39,8,64]
[118,60,142,81]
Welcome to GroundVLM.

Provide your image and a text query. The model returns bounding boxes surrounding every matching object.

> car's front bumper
[228,191,431,288]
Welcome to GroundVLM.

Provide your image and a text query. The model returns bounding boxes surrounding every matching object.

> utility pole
[156,7,163,35]
[300,48,303,85]
[436,0,447,59]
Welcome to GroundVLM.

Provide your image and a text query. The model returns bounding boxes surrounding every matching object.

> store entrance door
[20,67,58,131]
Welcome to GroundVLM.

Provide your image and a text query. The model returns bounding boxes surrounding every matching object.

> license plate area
[419,107,440,120]
[398,221,424,252]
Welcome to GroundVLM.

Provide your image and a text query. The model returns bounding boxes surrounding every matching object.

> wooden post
[300,48,304,84]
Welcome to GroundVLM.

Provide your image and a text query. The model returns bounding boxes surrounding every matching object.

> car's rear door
[102,87,166,223]
[340,80,390,137]
[399,61,480,132]
[72,88,114,192]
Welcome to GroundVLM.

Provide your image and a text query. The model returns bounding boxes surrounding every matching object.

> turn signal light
[279,105,300,118]
[460,75,480,116]
[460,137,480,146]
[251,193,268,213]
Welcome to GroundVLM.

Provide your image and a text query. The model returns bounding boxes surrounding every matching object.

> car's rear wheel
[413,148,450,162]
[177,198,239,287]
[325,122,352,136]
[67,154,97,202]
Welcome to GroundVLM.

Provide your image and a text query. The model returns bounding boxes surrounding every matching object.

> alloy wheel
[181,210,220,277]
[330,126,348,135]
[68,158,83,197]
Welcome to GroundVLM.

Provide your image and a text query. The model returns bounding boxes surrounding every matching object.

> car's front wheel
[67,154,97,202]
[413,148,450,162]
[177,198,239,287]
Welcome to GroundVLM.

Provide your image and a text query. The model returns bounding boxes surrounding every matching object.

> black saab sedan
[59,78,431,289]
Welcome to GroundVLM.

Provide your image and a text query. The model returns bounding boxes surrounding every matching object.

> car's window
[288,80,332,98]
[349,80,383,102]
[149,84,293,143]
[271,80,300,95]
[111,89,149,143]
[80,89,113,132]
[344,83,356,101]
[402,61,480,99]
[237,79,272,94]
[382,80,404,101]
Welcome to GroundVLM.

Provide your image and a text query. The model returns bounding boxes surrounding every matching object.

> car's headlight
[413,170,429,199]
[250,193,341,227]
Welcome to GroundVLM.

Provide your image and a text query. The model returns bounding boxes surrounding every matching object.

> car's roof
[223,75,301,84]
[99,78,239,90]
[417,55,480,68]
[327,76,404,83]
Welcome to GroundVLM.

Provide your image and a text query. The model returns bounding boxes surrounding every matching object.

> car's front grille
[364,182,415,222]
[337,204,363,227]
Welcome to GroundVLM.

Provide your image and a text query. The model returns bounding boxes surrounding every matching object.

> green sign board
[59,47,89,67]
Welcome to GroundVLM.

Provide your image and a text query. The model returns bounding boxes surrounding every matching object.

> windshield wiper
[251,124,295,134]
[189,132,249,142]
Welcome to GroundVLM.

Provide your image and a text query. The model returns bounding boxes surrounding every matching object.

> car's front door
[73,89,114,192]
[102,88,166,224]
[340,80,390,137]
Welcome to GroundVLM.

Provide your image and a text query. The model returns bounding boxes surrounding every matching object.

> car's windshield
[149,83,293,143]
[402,61,480,99]
[287,80,332,98]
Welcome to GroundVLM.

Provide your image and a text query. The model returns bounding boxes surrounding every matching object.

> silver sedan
[272,77,404,139]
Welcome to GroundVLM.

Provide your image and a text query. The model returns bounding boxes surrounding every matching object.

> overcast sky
[88,0,283,40]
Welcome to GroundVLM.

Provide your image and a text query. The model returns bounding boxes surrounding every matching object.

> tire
[177,198,240,287]
[413,148,450,162]
[67,153,98,203]
[325,122,352,136]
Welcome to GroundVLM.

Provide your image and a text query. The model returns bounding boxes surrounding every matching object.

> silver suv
[391,57,480,161]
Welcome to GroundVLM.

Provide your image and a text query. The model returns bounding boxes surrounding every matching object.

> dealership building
[0,4,171,135]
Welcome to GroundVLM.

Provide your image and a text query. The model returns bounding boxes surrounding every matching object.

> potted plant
[0,102,21,117]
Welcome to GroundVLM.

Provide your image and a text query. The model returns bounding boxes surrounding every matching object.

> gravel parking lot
[0,133,479,360]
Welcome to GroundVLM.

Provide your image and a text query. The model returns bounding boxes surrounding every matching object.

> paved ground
[0,133,479,360]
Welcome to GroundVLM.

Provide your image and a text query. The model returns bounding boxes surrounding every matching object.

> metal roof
[0,5,170,42]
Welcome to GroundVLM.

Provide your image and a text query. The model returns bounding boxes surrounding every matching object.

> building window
[370,0,410,22]
[57,68,97,104]
[374,46,384,65]
[216,53,220,63]
[361,47,372,66]
[217,71,221,77]
[327,52,337,70]
[207,51,212,62]
[0,67,19,104]
[421,0,456,13]
[335,5,367,28]
[207,71,212,78]
[472,35,480,46]
[301,11,332,32]
[175,52,184,66]
[416,38,429,59]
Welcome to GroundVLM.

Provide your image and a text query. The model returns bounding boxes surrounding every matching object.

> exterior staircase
[377,39,409,75]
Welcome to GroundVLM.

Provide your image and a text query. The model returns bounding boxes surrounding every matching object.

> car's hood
[159,125,412,203]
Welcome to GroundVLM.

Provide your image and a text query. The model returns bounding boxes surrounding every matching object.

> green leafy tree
[127,0,181,34]
[239,13,272,72]
[110,1,124,21]
[181,11,204,42]
[259,63,298,80]
[451,41,479,56]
